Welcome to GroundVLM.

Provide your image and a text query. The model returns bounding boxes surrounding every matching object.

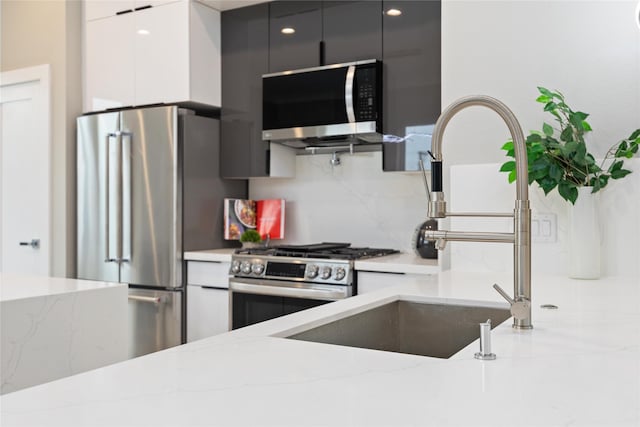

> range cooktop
[234,242,399,260]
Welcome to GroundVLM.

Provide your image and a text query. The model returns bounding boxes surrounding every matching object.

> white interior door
[0,64,51,275]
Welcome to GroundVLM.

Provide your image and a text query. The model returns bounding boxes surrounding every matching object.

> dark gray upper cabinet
[220,3,270,178]
[268,1,323,72]
[268,1,382,72]
[382,0,441,172]
[322,1,382,65]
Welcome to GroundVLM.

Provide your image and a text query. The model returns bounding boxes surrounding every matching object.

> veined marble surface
[1,271,638,426]
[0,275,127,395]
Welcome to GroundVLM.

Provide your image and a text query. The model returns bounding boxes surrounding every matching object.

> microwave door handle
[345,65,356,123]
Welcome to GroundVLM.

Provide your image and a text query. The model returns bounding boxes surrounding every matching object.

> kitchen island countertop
[0,275,127,395]
[1,270,638,426]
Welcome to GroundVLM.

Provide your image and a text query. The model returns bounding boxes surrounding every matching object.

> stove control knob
[251,262,265,275]
[230,260,241,274]
[306,265,319,279]
[320,266,332,280]
[240,261,252,275]
[334,267,346,281]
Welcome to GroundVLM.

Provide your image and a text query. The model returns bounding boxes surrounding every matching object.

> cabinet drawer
[187,285,229,342]
[187,261,230,288]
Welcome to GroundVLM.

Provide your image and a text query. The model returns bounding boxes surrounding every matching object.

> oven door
[229,277,352,330]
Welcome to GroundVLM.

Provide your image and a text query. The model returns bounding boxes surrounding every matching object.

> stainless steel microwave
[262,59,382,146]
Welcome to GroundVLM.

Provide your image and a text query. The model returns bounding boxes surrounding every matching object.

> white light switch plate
[532,213,557,243]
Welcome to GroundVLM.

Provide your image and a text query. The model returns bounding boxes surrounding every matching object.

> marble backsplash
[249,151,429,254]
[250,153,640,278]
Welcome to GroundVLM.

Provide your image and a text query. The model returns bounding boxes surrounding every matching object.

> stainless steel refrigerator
[77,105,246,358]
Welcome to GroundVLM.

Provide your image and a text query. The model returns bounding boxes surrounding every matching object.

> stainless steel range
[229,243,398,329]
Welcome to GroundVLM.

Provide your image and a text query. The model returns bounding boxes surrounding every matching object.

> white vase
[567,187,601,279]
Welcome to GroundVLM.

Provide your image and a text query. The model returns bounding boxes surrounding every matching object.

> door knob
[19,239,40,249]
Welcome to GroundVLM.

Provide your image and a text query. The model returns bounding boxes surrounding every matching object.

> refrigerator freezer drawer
[128,287,182,358]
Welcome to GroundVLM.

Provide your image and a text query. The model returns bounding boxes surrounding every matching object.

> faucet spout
[425,95,533,330]
[430,95,529,202]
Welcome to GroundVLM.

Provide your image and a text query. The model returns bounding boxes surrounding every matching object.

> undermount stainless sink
[286,299,511,359]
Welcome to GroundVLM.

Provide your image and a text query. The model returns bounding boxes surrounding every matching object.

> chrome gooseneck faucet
[424,95,533,330]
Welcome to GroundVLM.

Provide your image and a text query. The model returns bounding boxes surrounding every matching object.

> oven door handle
[229,280,349,301]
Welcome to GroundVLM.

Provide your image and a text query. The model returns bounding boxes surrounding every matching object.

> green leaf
[608,160,623,173]
[536,95,551,104]
[560,126,574,142]
[543,123,554,137]
[558,181,578,204]
[597,174,610,190]
[543,102,557,112]
[574,142,587,164]
[561,141,579,157]
[508,169,517,184]
[500,161,516,172]
[629,129,640,140]
[538,177,557,194]
[501,140,514,151]
[527,133,542,143]
[548,163,563,181]
[582,121,592,132]
[537,87,553,97]
[573,111,589,121]
[611,169,632,179]
[569,113,584,130]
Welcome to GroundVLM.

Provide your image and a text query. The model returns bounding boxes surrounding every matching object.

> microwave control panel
[355,66,379,122]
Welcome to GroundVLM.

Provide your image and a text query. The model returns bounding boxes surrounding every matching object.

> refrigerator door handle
[128,295,162,305]
[105,133,116,263]
[115,131,124,264]
[121,132,132,263]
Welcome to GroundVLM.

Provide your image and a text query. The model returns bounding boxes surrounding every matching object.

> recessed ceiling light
[281,27,295,35]
[137,29,150,35]
[386,8,402,17]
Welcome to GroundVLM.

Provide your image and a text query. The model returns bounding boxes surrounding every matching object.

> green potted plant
[500,87,639,279]
[500,87,639,204]
[239,229,262,248]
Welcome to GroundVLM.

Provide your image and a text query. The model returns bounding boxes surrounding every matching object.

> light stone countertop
[1,270,638,426]
[0,275,128,395]
[0,274,126,301]
[184,248,439,274]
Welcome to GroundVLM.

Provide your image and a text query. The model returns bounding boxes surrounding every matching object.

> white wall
[250,0,640,278]
[0,0,82,277]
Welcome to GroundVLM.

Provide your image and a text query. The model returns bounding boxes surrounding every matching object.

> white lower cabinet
[186,261,230,342]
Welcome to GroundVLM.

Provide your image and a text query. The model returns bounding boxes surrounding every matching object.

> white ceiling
[199,0,270,11]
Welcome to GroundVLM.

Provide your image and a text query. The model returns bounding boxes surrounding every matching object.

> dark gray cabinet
[382,0,441,172]
[322,1,382,65]
[268,1,323,72]
[221,1,441,177]
[220,3,270,178]
[268,1,382,73]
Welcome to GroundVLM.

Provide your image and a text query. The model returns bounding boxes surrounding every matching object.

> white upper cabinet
[84,0,221,112]
[84,0,179,21]
[84,0,135,21]
[85,11,136,109]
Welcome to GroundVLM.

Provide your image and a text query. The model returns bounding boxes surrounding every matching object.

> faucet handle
[419,157,431,205]
[493,283,530,321]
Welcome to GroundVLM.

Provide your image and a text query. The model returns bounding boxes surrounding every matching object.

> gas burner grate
[234,243,399,260]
